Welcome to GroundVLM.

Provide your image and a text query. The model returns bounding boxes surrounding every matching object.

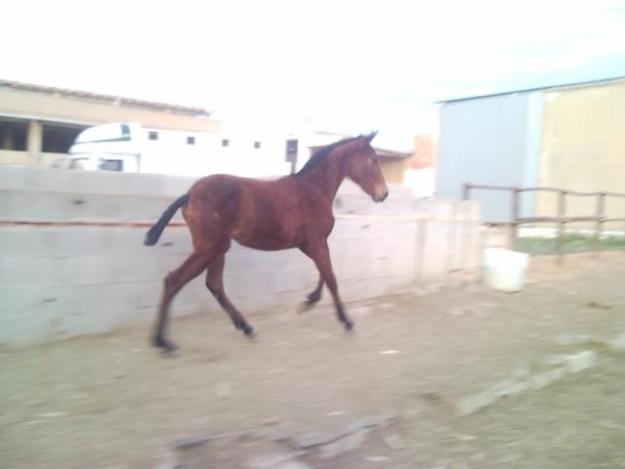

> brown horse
[145,132,388,352]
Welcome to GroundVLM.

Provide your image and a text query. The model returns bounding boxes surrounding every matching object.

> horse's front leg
[300,240,353,331]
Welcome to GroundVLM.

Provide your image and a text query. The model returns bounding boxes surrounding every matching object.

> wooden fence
[463,183,625,263]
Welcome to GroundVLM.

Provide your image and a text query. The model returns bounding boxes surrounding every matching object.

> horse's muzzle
[374,190,389,202]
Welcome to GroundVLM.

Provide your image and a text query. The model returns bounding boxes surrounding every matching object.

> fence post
[508,188,519,250]
[594,192,605,257]
[557,190,567,264]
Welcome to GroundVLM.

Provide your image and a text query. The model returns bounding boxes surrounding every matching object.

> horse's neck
[297,157,346,201]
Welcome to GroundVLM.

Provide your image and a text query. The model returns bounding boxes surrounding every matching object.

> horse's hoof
[162,347,182,358]
[242,325,255,338]
[297,301,314,314]
[152,336,179,354]
[343,319,355,332]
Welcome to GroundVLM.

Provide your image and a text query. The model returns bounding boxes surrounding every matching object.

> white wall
[0,168,481,347]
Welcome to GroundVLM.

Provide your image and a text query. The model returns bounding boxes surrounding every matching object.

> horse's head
[346,132,389,202]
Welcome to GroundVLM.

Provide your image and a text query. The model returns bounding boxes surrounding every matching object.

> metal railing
[463,183,625,262]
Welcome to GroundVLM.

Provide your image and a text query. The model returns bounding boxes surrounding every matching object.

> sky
[3,0,625,145]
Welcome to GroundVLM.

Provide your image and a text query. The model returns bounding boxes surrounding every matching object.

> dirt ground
[2,252,625,469]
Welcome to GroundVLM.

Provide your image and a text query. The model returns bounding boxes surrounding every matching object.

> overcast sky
[3,0,625,140]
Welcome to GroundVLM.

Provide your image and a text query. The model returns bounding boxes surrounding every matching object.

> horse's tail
[144,194,189,246]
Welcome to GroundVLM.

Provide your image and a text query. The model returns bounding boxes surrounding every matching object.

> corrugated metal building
[436,76,625,224]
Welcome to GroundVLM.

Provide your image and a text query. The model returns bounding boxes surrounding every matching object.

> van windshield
[75,123,131,144]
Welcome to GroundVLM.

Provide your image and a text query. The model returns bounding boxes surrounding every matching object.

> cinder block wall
[0,168,481,346]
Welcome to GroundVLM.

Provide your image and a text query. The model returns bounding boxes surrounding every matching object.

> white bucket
[482,248,529,292]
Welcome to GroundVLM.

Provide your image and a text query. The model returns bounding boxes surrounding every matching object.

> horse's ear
[364,131,378,144]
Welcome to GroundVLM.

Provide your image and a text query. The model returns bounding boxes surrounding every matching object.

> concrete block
[0,227,59,259]
[0,313,55,345]
[21,167,71,192]
[0,286,49,317]
[0,191,70,220]
[272,268,311,293]
[0,257,57,287]
[455,390,498,416]
[0,167,27,190]
[531,367,568,390]
[456,373,531,416]
[565,351,596,374]
[607,335,625,352]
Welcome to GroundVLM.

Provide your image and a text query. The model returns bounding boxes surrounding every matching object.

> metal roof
[437,75,625,104]
[0,79,211,117]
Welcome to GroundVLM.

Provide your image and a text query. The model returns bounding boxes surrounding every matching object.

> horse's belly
[233,232,298,251]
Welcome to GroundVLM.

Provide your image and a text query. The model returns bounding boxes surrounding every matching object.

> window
[42,124,83,153]
[148,131,159,141]
[221,138,230,147]
[0,122,27,151]
[187,136,196,145]
[254,141,261,149]
[99,159,123,171]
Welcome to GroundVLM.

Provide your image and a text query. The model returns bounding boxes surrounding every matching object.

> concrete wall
[538,81,625,222]
[0,168,481,347]
[437,92,543,223]
[0,150,29,166]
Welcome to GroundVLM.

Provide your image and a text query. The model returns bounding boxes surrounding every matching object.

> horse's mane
[296,135,364,176]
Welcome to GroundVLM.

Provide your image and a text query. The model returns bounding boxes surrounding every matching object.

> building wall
[437,92,544,223]
[537,81,625,221]
[0,167,482,347]
[380,158,408,184]
[0,88,221,132]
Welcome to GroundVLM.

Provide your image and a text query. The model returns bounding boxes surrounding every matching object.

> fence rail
[463,183,625,263]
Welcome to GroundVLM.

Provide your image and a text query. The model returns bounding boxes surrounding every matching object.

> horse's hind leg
[298,276,324,313]
[205,254,255,337]
[153,250,212,352]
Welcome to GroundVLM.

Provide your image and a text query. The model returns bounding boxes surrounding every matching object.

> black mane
[296,135,363,176]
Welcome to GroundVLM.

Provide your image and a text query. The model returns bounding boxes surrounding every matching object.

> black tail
[144,194,189,246]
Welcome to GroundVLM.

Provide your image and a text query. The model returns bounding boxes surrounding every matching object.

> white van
[68,122,143,172]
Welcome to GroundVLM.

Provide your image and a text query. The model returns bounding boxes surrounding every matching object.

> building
[436,76,625,224]
[403,134,436,197]
[0,79,222,171]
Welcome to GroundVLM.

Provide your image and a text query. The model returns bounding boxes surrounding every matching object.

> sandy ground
[2,252,625,469]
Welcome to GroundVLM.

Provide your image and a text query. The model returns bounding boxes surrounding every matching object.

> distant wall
[380,158,408,184]
[539,81,625,222]
[0,168,482,347]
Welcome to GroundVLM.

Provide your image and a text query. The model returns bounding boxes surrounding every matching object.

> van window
[99,159,123,171]
[75,123,131,144]
[148,131,159,141]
